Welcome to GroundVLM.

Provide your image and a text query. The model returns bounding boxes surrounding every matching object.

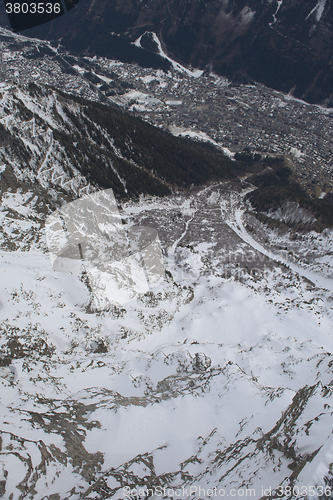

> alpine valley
[2,0,333,106]
[0,13,333,500]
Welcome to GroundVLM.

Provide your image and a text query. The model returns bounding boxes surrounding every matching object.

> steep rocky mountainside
[1,25,333,500]
[2,0,333,106]
[0,79,253,210]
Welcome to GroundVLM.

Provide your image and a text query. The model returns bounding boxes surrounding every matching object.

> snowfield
[0,27,333,499]
[1,181,333,499]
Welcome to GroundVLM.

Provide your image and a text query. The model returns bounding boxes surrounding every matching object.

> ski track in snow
[270,0,284,26]
[169,126,235,159]
[222,190,333,293]
[134,32,204,78]
[169,215,195,256]
[306,0,327,22]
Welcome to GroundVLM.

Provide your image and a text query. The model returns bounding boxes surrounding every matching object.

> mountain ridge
[1,18,333,499]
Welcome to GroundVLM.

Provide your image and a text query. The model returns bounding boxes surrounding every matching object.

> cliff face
[1,0,333,105]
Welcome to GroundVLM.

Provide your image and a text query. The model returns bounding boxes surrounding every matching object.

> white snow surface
[306,0,327,22]
[0,47,332,496]
[134,32,204,78]
[271,0,284,24]
[169,126,235,158]
[1,182,333,498]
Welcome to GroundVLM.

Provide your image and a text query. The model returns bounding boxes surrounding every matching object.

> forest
[53,89,262,198]
[246,157,333,231]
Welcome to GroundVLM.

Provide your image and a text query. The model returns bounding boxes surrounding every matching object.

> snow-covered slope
[0,26,333,500]
[1,178,333,499]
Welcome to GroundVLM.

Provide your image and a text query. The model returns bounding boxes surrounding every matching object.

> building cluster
[1,29,332,196]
